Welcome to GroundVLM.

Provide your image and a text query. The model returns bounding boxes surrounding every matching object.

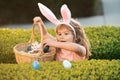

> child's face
[56,27,74,42]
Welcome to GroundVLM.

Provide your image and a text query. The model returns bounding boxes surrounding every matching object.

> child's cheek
[56,37,60,41]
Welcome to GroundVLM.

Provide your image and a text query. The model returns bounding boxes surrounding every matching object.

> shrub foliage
[85,26,120,59]
[0,26,120,63]
[0,60,120,80]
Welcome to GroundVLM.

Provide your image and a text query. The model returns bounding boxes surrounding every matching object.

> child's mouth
[61,41,66,42]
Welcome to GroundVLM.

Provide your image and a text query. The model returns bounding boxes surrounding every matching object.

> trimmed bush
[85,26,120,59]
[0,26,120,63]
[0,59,120,80]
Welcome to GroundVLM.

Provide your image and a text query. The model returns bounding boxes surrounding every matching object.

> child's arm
[33,16,48,35]
[43,39,86,56]
[33,17,56,40]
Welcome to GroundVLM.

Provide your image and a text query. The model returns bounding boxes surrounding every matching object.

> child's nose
[60,34,65,39]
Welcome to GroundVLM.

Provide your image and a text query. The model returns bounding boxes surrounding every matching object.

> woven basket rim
[13,24,56,63]
[13,42,56,57]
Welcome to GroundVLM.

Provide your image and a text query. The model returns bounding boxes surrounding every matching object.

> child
[33,3,91,61]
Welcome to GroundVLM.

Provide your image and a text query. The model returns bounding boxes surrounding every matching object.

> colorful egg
[43,45,49,53]
[20,50,26,54]
[63,60,72,68]
[27,46,31,51]
[32,60,40,70]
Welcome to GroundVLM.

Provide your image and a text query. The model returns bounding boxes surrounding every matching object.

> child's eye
[58,33,61,36]
[65,33,68,35]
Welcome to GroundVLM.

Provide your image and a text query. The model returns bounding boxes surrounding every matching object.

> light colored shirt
[56,49,86,61]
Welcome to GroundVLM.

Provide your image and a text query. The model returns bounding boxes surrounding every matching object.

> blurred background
[0,0,120,28]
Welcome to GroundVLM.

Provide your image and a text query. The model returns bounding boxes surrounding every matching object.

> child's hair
[56,18,91,58]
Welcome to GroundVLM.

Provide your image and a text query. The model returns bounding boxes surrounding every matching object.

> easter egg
[63,60,72,68]
[43,45,49,53]
[32,60,40,70]
[20,50,26,54]
[27,46,31,51]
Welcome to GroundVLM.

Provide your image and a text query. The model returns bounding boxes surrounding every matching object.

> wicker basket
[13,24,56,64]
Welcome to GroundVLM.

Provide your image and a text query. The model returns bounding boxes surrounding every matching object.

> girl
[33,3,91,61]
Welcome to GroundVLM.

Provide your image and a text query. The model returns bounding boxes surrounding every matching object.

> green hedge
[0,60,120,80]
[0,26,120,63]
[85,26,120,59]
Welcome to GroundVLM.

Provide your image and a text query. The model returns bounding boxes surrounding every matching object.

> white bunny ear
[38,3,60,25]
[61,4,71,23]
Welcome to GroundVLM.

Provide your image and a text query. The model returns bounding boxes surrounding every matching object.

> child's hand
[33,16,42,24]
[42,38,57,47]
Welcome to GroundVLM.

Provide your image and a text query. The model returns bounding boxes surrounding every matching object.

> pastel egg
[20,50,26,54]
[62,60,72,68]
[32,60,40,70]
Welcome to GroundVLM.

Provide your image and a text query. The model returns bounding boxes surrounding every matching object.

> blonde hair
[56,19,91,58]
[70,19,91,58]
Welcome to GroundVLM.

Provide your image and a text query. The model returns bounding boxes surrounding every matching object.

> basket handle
[29,23,43,44]
[29,24,34,43]
[29,23,48,43]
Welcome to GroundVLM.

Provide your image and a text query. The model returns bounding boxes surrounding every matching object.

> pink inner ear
[38,3,60,25]
[61,4,71,23]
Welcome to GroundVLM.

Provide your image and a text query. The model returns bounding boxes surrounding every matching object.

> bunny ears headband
[38,3,76,37]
